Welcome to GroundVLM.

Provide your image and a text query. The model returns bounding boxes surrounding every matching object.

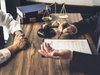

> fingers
[14,31,27,43]
[13,32,29,50]
[38,44,72,60]
[38,42,55,57]
[14,30,25,37]
[58,21,76,34]
[38,49,48,57]
[63,26,72,33]
[38,49,60,59]
[41,42,52,53]
[58,24,63,32]
[43,43,49,53]
[38,42,64,59]
[58,21,68,32]
[63,25,76,33]
[15,33,26,39]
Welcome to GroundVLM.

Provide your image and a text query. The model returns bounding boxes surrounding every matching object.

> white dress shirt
[0,10,22,64]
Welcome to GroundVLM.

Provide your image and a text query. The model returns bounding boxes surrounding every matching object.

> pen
[57,22,69,39]
[58,31,63,39]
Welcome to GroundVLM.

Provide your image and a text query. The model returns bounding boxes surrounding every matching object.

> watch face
[37,28,56,38]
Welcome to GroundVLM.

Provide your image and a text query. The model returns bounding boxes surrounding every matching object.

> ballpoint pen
[58,31,63,39]
[57,22,69,39]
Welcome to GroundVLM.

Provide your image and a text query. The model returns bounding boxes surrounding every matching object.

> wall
[1,0,100,19]
[93,0,100,6]
[28,0,95,6]
[28,0,100,6]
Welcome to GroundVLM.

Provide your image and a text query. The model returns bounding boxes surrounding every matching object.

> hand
[7,30,30,54]
[14,30,25,37]
[13,30,30,50]
[13,34,28,50]
[7,36,29,54]
[58,21,76,34]
[38,42,73,60]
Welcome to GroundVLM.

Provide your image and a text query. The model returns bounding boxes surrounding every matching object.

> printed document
[44,39,92,54]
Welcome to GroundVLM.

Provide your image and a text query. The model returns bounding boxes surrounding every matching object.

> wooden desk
[0,13,97,75]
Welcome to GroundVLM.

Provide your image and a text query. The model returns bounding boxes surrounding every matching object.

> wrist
[70,25,77,35]
[7,45,18,55]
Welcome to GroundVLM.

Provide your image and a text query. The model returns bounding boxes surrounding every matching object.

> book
[44,39,92,54]
[16,4,46,24]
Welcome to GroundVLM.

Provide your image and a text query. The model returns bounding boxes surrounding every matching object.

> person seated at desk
[38,12,100,75]
[0,10,29,64]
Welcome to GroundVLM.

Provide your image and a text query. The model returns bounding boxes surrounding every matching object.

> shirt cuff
[9,20,22,34]
[0,48,11,64]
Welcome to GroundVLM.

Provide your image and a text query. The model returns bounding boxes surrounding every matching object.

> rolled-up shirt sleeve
[0,48,11,64]
[0,10,22,34]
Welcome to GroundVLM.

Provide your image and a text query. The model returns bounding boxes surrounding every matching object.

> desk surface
[0,14,97,75]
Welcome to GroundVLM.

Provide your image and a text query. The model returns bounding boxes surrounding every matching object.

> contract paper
[44,39,92,54]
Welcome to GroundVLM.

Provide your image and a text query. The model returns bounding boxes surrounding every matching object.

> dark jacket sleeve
[73,13,100,36]
[70,51,100,75]
[69,13,100,75]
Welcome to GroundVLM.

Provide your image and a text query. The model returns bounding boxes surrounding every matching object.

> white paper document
[44,39,92,54]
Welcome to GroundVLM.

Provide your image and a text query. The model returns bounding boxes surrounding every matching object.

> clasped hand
[13,31,29,50]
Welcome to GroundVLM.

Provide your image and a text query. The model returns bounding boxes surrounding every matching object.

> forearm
[72,13,98,35]
[0,44,20,64]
